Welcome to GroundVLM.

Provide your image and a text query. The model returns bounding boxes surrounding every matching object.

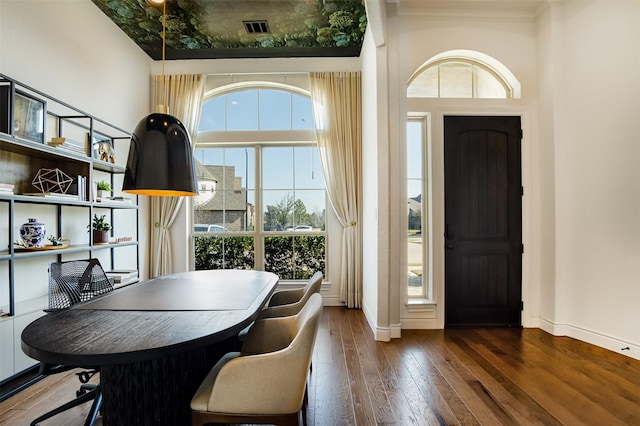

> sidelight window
[406,117,431,300]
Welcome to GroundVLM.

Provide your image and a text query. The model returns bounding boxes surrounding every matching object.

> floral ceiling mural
[90,0,367,59]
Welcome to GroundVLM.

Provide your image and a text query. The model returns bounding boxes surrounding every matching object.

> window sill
[405,298,436,313]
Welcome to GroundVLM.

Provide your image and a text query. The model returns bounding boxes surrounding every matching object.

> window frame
[408,59,511,99]
[192,86,329,281]
[405,114,433,302]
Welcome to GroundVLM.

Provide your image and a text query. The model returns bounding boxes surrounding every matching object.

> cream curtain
[149,74,205,277]
[309,72,362,308]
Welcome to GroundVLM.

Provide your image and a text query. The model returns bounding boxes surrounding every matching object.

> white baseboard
[334,299,639,360]
[359,302,400,341]
[400,317,440,329]
[390,324,401,339]
[539,318,640,361]
[320,294,345,306]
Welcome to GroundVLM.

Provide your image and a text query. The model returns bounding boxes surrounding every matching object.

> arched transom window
[407,49,520,99]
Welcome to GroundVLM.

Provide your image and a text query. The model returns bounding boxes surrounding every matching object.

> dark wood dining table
[21,269,279,425]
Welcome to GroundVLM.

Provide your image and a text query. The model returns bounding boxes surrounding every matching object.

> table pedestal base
[100,337,236,425]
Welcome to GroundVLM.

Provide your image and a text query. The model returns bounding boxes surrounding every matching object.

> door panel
[444,116,522,327]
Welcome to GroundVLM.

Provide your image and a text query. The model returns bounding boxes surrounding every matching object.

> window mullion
[254,145,264,270]
[257,89,261,130]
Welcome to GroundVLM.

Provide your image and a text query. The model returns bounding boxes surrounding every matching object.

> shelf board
[0,295,49,319]
[91,241,138,250]
[0,194,137,209]
[94,200,137,209]
[1,241,139,258]
[14,295,48,316]
[11,194,90,206]
[93,159,126,173]
[0,135,91,164]
[11,244,92,258]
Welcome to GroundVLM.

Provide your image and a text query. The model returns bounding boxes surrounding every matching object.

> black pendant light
[122,0,198,197]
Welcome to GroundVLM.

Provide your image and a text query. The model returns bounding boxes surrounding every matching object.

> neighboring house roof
[408,195,421,214]
[196,165,247,211]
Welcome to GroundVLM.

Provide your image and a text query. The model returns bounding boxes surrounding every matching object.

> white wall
[0,0,149,132]
[361,28,381,333]
[537,0,640,358]
[0,0,152,280]
[535,1,560,330]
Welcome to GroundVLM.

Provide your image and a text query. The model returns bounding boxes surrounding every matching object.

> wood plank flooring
[1,306,639,425]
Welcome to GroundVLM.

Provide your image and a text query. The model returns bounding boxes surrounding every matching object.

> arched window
[407,50,520,99]
[198,84,314,131]
[192,84,326,281]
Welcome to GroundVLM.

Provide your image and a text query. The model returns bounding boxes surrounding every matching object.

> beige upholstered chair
[260,270,323,319]
[191,293,323,426]
[237,271,322,343]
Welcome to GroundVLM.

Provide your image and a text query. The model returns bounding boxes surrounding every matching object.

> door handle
[445,225,454,249]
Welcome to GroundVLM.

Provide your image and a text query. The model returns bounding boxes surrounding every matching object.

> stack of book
[0,183,14,195]
[21,192,80,200]
[76,175,87,201]
[105,270,138,286]
[105,196,132,205]
[47,137,86,155]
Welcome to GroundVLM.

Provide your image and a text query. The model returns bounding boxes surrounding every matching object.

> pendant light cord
[161,0,167,109]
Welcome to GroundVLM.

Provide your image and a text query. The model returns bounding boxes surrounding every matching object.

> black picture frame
[0,80,12,135]
[14,91,46,143]
[91,133,116,163]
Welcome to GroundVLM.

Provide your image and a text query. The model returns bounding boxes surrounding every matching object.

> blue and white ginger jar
[20,218,46,248]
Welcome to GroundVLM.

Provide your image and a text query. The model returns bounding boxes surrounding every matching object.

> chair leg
[30,387,100,426]
[84,386,102,426]
[302,384,309,426]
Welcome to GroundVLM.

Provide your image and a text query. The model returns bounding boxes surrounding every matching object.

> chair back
[204,293,323,416]
[301,270,323,300]
[259,271,323,319]
[48,259,113,310]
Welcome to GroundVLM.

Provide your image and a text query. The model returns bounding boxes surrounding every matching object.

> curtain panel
[150,74,205,277]
[309,72,363,308]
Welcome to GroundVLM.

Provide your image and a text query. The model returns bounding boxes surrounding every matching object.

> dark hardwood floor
[1,306,639,425]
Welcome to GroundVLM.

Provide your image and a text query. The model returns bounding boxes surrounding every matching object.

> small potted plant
[95,180,112,199]
[88,214,111,244]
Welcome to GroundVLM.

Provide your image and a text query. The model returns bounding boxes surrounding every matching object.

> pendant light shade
[122,112,198,196]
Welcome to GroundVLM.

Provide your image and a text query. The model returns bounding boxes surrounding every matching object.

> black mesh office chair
[31,259,113,426]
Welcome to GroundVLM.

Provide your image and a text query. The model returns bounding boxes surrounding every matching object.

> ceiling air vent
[244,20,270,34]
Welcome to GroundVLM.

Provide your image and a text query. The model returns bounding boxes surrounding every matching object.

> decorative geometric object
[32,168,73,194]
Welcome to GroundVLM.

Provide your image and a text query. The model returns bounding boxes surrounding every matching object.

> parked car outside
[284,225,314,231]
[194,224,228,232]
